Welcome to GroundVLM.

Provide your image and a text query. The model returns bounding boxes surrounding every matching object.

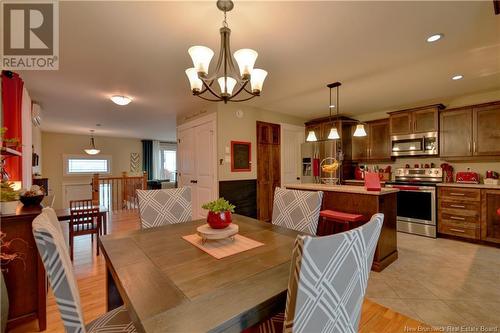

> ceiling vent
[32,103,42,127]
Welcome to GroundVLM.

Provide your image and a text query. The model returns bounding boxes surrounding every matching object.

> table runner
[182,233,264,259]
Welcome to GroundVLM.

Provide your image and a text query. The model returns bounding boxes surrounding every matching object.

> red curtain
[1,71,24,181]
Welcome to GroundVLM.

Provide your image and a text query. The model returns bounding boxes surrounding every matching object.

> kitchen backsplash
[362,157,500,181]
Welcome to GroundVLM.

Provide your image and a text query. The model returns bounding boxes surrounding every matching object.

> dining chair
[70,199,94,210]
[271,187,323,235]
[69,207,101,261]
[246,213,384,333]
[32,210,137,333]
[137,187,192,229]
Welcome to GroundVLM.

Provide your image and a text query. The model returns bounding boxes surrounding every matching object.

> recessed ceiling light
[110,95,132,106]
[452,75,463,80]
[426,33,443,43]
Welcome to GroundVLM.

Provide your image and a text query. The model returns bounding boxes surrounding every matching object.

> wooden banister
[90,172,147,211]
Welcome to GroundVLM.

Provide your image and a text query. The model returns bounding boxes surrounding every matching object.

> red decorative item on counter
[207,211,232,229]
[312,158,320,177]
[354,167,364,180]
[364,172,381,191]
[440,163,454,183]
[456,170,480,184]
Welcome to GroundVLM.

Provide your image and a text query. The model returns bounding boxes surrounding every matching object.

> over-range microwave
[391,132,438,157]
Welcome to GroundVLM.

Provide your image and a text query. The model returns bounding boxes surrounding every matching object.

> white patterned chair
[32,210,137,333]
[137,187,192,229]
[246,213,384,333]
[271,187,323,235]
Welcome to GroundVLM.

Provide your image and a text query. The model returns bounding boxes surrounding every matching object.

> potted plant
[0,181,20,215]
[202,198,236,229]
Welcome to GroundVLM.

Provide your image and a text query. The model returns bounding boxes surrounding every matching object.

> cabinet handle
[468,141,471,153]
[473,141,476,153]
[449,192,465,196]
[449,228,465,233]
[450,216,466,221]
[450,204,466,208]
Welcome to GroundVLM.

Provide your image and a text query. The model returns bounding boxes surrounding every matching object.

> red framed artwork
[231,141,251,172]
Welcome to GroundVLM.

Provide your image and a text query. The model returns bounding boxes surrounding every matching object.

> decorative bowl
[19,194,44,206]
[207,211,232,229]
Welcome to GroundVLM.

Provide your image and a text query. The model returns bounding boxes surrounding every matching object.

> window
[158,142,177,181]
[64,155,111,175]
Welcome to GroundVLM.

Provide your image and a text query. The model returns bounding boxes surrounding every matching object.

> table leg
[102,213,108,235]
[106,265,123,311]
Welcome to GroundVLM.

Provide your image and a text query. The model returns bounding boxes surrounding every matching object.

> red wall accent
[1,71,24,181]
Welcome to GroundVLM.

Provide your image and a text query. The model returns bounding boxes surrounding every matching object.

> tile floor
[367,232,500,329]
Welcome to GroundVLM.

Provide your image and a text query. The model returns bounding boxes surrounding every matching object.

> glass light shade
[110,95,132,106]
[250,69,267,93]
[328,127,340,140]
[84,148,101,155]
[11,181,22,191]
[217,77,237,95]
[306,131,318,142]
[188,46,214,75]
[353,124,367,137]
[234,49,258,77]
[185,68,203,92]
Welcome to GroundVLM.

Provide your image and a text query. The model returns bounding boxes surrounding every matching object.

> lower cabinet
[438,187,500,243]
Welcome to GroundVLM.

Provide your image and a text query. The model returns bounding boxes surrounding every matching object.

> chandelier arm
[227,94,258,102]
[197,78,218,94]
[243,86,258,95]
[201,79,224,99]
[196,95,223,102]
[211,28,226,77]
[227,80,250,99]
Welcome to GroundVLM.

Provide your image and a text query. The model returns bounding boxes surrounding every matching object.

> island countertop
[284,183,399,195]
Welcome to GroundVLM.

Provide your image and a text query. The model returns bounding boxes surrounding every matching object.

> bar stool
[319,210,365,235]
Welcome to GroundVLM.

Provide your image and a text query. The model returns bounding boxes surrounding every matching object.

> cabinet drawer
[439,224,479,239]
[440,212,480,224]
[440,187,480,201]
[439,201,480,215]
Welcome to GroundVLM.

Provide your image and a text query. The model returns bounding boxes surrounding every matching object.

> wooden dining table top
[99,214,301,333]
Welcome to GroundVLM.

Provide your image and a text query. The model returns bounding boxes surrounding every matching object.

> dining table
[99,214,301,333]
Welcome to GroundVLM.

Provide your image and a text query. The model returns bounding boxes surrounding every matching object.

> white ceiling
[19,1,500,141]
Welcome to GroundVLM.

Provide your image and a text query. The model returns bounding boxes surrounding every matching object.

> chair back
[70,199,94,210]
[32,211,87,333]
[271,187,323,235]
[283,213,384,333]
[137,187,192,229]
[70,208,99,233]
[42,207,65,240]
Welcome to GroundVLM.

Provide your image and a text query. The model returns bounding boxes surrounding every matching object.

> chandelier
[185,0,268,103]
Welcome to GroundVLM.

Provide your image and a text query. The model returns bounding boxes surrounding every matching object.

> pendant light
[353,124,368,137]
[84,130,100,155]
[327,82,341,140]
[306,130,318,142]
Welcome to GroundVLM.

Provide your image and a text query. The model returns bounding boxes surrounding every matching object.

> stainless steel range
[386,168,443,238]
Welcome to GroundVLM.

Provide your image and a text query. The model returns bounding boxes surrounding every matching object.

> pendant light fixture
[84,130,100,155]
[306,130,318,142]
[185,0,268,103]
[353,124,368,137]
[327,82,341,140]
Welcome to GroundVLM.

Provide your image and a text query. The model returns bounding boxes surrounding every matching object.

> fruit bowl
[20,194,44,206]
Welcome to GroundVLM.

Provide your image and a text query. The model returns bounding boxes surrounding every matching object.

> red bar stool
[319,210,365,235]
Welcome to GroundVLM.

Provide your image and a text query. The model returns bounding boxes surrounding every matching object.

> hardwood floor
[11,210,429,333]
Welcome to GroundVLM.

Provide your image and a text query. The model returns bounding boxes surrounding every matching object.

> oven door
[390,186,436,225]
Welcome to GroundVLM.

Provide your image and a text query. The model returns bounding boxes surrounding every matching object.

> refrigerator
[301,141,340,184]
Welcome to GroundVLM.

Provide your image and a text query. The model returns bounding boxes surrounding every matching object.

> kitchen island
[284,183,399,271]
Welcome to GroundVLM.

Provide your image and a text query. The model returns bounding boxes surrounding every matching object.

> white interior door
[177,127,195,188]
[194,121,216,219]
[281,124,305,185]
[63,183,92,208]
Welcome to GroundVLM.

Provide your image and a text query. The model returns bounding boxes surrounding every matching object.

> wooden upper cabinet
[413,108,438,133]
[368,119,391,160]
[439,108,473,157]
[389,112,412,135]
[473,104,500,156]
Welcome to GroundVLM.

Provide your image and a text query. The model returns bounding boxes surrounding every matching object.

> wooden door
[351,125,369,161]
[413,108,438,133]
[439,108,473,157]
[257,121,281,222]
[368,119,391,160]
[481,190,500,244]
[473,104,500,156]
[281,124,304,185]
[194,121,216,219]
[389,112,412,135]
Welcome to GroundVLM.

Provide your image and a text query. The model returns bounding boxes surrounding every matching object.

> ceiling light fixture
[306,131,318,142]
[185,0,267,103]
[84,130,100,155]
[110,95,132,106]
[426,33,443,43]
[452,75,463,80]
[353,124,368,137]
[327,82,341,140]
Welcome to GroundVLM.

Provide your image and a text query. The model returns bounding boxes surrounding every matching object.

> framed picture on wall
[231,141,251,172]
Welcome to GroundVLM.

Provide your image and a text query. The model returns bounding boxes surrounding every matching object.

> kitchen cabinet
[440,108,473,157]
[351,119,391,162]
[481,189,500,244]
[389,104,443,136]
[438,187,481,240]
[473,104,500,156]
[440,101,500,158]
